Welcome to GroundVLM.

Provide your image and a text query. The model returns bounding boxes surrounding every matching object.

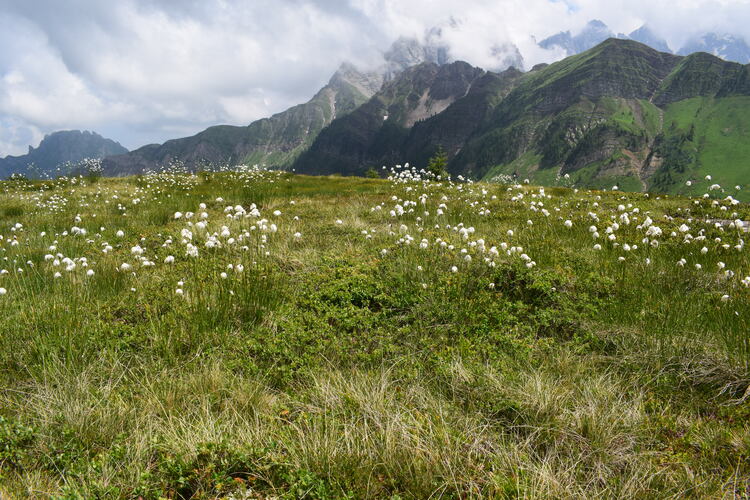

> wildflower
[120,263,132,271]
[564,220,572,228]
[721,294,730,302]
[221,272,228,279]
[131,245,144,256]
[176,288,183,295]
[717,261,726,269]
[164,255,175,264]
[294,232,302,238]
[174,211,183,219]
[451,266,458,273]
[593,244,602,250]
[0,287,6,295]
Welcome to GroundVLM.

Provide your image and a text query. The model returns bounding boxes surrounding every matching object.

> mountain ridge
[292,38,750,200]
[0,130,127,178]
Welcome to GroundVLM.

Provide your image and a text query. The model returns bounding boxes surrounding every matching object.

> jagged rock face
[382,35,451,81]
[539,20,614,56]
[627,26,671,53]
[0,130,127,178]
[292,61,486,176]
[678,33,750,64]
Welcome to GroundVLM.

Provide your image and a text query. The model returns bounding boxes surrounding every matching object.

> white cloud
[0,0,749,157]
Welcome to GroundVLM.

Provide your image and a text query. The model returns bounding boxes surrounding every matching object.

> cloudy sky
[1,0,749,156]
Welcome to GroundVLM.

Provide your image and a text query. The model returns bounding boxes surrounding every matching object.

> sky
[1,0,750,157]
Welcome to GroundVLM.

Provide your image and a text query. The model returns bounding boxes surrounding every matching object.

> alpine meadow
[2,1,750,499]
[0,164,748,498]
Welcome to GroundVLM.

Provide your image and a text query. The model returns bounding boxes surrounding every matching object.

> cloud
[0,0,749,156]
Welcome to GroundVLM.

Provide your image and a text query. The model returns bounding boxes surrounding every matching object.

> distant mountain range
[0,130,127,178]
[9,29,750,200]
[539,19,750,64]
[98,35,750,199]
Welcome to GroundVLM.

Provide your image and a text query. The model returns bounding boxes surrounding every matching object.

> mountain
[102,32,464,177]
[678,33,750,64]
[293,61,486,175]
[102,64,382,176]
[539,20,614,56]
[294,38,750,199]
[627,26,671,53]
[0,130,127,178]
[540,20,750,65]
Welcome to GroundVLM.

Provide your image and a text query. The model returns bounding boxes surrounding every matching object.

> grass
[0,166,748,498]
[661,96,750,199]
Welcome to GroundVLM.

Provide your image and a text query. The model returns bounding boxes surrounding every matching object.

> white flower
[717,261,725,269]
[450,266,458,273]
[593,244,602,251]
[120,263,132,271]
[164,255,175,264]
[220,272,228,279]
[174,211,183,219]
[0,287,6,295]
[86,269,95,277]
[294,232,302,238]
[721,294,729,302]
[131,245,144,256]
[273,210,281,216]
[336,219,343,225]
[175,288,184,295]
[564,220,573,228]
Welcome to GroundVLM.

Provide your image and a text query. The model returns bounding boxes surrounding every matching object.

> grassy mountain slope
[456,40,750,199]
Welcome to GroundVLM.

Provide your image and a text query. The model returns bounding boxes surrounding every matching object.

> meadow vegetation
[0,165,748,498]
